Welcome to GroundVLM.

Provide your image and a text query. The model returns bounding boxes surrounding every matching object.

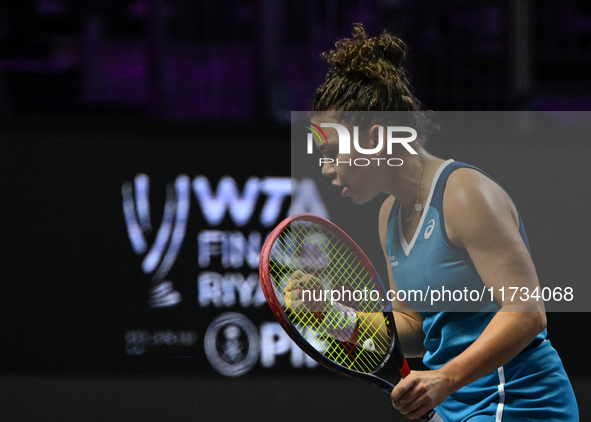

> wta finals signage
[121,174,329,376]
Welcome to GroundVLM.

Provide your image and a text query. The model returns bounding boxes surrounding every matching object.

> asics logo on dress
[424,219,436,240]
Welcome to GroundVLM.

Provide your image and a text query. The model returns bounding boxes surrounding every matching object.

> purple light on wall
[36,0,66,16]
[129,0,150,18]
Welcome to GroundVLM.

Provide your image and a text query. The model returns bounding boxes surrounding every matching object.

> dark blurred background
[0,0,589,421]
[0,0,590,119]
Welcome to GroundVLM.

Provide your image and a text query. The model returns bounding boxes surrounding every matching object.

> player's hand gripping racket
[259,213,442,422]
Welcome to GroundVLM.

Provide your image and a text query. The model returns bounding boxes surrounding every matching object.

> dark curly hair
[310,24,429,140]
[311,24,420,113]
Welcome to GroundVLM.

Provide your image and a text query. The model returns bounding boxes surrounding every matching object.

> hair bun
[324,23,406,83]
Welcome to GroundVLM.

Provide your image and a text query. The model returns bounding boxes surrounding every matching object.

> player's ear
[369,124,387,157]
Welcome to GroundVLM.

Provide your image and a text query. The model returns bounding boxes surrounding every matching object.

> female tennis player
[301,24,579,421]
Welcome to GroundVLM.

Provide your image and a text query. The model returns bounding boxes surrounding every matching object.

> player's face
[312,120,381,204]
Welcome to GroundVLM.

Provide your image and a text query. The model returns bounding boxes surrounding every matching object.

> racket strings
[268,221,393,373]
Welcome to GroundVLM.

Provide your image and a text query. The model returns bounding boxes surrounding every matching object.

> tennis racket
[259,213,442,422]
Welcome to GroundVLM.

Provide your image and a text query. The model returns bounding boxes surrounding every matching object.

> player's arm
[391,169,546,419]
[379,196,426,358]
[437,169,546,384]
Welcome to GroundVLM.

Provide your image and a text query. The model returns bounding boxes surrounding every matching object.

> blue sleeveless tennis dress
[386,159,578,421]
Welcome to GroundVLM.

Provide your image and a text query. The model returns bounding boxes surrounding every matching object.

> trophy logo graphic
[122,173,190,307]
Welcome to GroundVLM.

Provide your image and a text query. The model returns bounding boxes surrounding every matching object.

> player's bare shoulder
[443,167,519,248]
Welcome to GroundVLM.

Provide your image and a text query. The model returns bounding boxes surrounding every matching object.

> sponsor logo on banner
[204,312,260,377]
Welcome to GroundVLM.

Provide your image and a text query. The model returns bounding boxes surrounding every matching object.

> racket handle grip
[399,360,441,422]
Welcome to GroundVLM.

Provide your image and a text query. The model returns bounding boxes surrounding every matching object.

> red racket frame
[259,213,412,389]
